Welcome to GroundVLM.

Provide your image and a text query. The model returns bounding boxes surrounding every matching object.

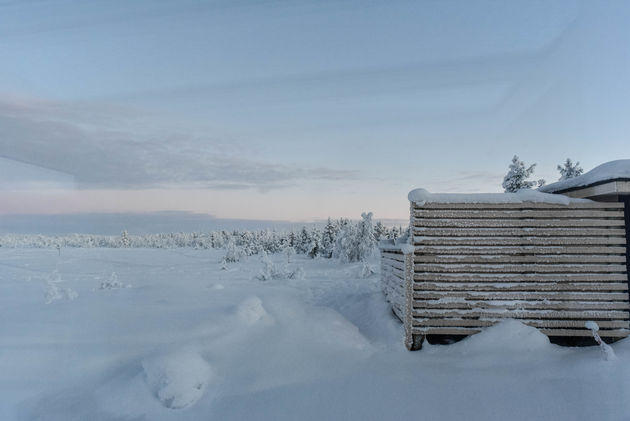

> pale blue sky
[1,0,629,221]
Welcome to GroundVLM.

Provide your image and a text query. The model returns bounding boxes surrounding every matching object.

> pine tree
[333,222,357,262]
[321,218,337,258]
[557,158,584,181]
[502,155,538,192]
[119,230,131,248]
[288,232,296,248]
[374,221,387,242]
[356,212,377,261]
[296,227,311,254]
[307,227,322,258]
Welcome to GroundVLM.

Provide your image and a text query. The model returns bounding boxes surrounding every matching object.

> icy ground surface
[1,248,629,420]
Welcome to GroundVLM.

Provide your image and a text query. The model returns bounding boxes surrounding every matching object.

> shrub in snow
[221,237,246,264]
[256,252,305,281]
[502,155,541,192]
[557,158,584,181]
[585,321,617,361]
[142,350,213,409]
[44,270,78,304]
[256,252,279,281]
[100,272,130,290]
[284,246,296,263]
[287,265,305,280]
[358,262,377,278]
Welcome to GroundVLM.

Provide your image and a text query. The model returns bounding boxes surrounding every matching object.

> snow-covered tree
[222,236,246,263]
[374,221,388,242]
[333,222,357,262]
[307,228,322,258]
[284,246,296,263]
[331,212,377,263]
[119,230,131,248]
[502,155,538,192]
[320,218,337,258]
[356,212,377,261]
[295,227,311,254]
[557,158,584,181]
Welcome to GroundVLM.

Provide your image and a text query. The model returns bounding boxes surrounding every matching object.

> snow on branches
[557,158,584,181]
[502,155,545,192]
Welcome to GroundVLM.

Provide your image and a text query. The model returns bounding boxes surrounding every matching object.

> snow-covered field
[1,248,629,420]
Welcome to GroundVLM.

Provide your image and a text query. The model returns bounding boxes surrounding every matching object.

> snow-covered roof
[408,188,591,205]
[538,159,630,193]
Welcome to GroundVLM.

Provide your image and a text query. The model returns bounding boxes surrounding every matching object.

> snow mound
[539,159,630,192]
[408,188,591,205]
[237,296,274,325]
[449,320,551,354]
[142,350,213,409]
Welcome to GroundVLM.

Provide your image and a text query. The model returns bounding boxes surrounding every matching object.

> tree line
[0,213,406,263]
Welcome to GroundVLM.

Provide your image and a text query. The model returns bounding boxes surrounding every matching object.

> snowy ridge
[539,159,630,193]
[408,188,592,205]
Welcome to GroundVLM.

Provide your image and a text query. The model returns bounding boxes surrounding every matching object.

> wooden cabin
[380,186,630,350]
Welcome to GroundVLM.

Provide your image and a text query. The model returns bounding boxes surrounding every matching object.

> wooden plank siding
[380,200,630,350]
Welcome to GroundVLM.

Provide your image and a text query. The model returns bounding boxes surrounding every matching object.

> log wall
[380,200,630,350]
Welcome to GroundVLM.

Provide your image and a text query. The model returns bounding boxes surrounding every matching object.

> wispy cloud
[430,170,505,193]
[0,96,358,190]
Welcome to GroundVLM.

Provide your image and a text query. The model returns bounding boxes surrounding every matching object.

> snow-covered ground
[1,248,629,420]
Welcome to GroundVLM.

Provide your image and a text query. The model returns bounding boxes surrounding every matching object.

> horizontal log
[412,309,630,320]
[378,245,405,253]
[392,305,404,322]
[413,291,630,302]
[382,257,406,271]
[383,274,404,290]
[415,246,627,255]
[384,283,404,297]
[414,255,627,264]
[413,209,625,219]
[410,326,629,338]
[381,252,405,262]
[413,218,626,228]
[387,266,405,280]
[413,273,629,282]
[412,202,624,210]
[412,318,629,329]
[413,227,626,237]
[414,236,628,246]
[414,263,628,273]
[413,282,629,292]
[384,289,405,308]
[412,300,630,311]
